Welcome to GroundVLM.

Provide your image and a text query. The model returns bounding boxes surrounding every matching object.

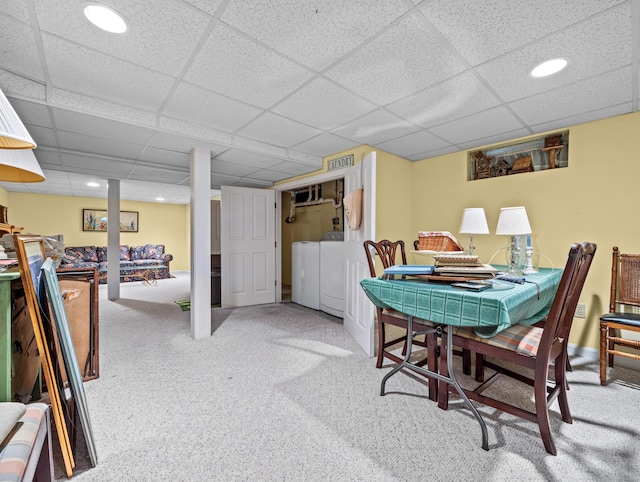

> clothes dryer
[291,241,320,310]
[319,240,344,318]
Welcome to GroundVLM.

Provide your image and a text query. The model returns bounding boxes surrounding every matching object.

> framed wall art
[83,209,139,232]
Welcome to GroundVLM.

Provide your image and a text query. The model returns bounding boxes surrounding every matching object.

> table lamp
[495,206,532,276]
[459,207,489,255]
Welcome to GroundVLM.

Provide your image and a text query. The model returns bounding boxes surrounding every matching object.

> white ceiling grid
[0,0,636,203]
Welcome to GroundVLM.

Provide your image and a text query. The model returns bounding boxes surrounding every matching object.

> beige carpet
[57,271,640,481]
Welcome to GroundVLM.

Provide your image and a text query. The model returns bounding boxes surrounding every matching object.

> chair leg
[607,327,616,367]
[437,334,450,410]
[462,349,471,375]
[535,367,557,456]
[376,319,386,369]
[555,354,572,424]
[599,322,608,385]
[475,353,485,382]
[427,332,438,402]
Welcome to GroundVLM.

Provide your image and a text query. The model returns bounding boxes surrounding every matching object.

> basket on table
[417,231,463,252]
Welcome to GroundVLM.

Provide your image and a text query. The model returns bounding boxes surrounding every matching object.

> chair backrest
[363,240,408,277]
[609,247,640,311]
[538,242,597,358]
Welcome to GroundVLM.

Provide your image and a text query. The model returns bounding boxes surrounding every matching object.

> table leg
[380,315,489,451]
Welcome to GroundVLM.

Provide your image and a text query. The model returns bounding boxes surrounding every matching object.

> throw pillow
[96,247,107,262]
[119,245,130,261]
[143,244,164,260]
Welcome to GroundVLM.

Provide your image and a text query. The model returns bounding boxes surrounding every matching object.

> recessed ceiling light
[87,182,100,187]
[83,3,128,33]
[156,197,165,202]
[530,58,568,78]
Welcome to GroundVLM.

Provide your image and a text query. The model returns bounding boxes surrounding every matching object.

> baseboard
[568,343,640,370]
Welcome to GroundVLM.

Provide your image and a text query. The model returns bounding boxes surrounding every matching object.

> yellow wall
[6,193,190,270]
[409,111,640,352]
[0,187,8,207]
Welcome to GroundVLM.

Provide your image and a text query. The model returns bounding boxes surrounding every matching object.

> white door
[343,153,376,356]
[221,186,276,307]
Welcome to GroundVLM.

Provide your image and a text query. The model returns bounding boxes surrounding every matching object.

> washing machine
[320,233,345,318]
[291,241,320,310]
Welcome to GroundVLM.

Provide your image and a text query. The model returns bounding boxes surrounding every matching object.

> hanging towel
[343,188,363,230]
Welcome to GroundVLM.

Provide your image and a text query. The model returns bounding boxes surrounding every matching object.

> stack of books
[432,254,498,278]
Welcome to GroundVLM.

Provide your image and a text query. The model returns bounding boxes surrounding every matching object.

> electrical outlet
[575,303,586,318]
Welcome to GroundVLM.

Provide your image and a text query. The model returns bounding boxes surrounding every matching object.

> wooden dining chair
[364,239,438,400]
[599,247,640,385]
[437,242,597,455]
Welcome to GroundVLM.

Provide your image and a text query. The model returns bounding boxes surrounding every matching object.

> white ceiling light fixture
[155,197,165,202]
[530,58,568,78]
[87,182,100,187]
[83,3,128,34]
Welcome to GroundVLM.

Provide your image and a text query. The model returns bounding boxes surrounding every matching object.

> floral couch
[59,244,173,283]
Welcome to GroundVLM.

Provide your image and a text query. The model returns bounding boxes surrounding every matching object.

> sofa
[60,244,173,284]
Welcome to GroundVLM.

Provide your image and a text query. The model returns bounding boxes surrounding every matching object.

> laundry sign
[327,154,354,171]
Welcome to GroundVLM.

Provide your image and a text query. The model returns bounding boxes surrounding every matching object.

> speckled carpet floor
[55,271,640,481]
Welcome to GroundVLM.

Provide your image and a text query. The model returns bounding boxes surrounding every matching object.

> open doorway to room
[280,179,344,308]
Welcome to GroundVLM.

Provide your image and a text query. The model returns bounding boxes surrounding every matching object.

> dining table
[359,266,563,451]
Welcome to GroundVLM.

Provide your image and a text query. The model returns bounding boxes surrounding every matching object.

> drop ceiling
[0,0,637,204]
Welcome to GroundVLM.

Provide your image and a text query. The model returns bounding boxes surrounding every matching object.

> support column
[107,179,120,301]
[190,147,211,339]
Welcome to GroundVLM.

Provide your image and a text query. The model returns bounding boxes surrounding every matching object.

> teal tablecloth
[360,267,563,337]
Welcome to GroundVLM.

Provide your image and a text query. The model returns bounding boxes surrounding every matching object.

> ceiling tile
[386,71,501,129]
[332,109,419,145]
[325,14,467,105]
[164,82,262,132]
[27,126,57,147]
[292,133,359,157]
[52,108,155,145]
[33,0,210,77]
[137,147,190,169]
[236,113,322,147]
[272,77,376,130]
[0,15,44,81]
[0,1,30,20]
[56,130,145,160]
[182,0,225,16]
[421,0,624,65]
[60,153,136,178]
[146,131,228,155]
[211,160,258,177]
[127,166,190,184]
[530,103,631,133]
[476,3,632,102]
[509,67,633,126]
[10,98,53,128]
[221,0,409,70]
[42,34,175,111]
[215,149,283,169]
[429,106,525,144]
[376,130,451,159]
[268,161,318,176]
[184,24,314,108]
[33,149,62,166]
[406,145,460,161]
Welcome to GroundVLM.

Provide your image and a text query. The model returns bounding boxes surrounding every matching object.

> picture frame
[42,258,98,467]
[13,234,75,477]
[83,209,139,232]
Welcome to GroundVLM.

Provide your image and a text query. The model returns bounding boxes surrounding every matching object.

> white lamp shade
[0,149,45,182]
[495,206,532,235]
[0,88,36,149]
[459,207,489,234]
